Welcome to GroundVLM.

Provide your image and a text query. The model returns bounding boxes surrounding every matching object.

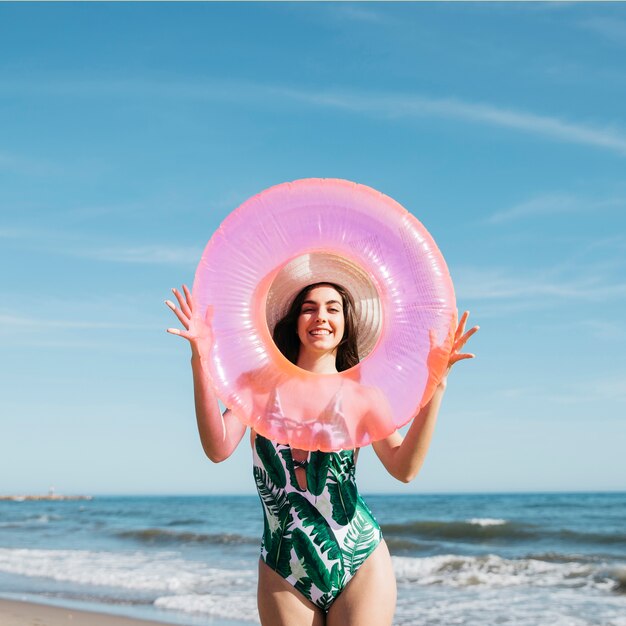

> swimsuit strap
[291,457,309,469]
[263,383,353,448]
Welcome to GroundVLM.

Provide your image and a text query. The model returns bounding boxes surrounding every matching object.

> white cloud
[0,314,151,330]
[68,244,201,265]
[0,224,200,266]
[0,150,63,176]
[0,227,29,239]
[587,374,626,401]
[486,193,626,224]
[272,87,626,156]
[579,17,626,46]
[329,4,391,24]
[574,319,626,342]
[489,372,626,407]
[0,292,170,336]
[455,264,626,306]
[3,78,626,156]
[487,193,580,223]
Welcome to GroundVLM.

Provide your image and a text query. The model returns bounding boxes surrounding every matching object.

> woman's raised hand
[165,284,214,359]
[445,310,479,378]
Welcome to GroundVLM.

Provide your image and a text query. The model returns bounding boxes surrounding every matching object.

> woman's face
[296,285,345,356]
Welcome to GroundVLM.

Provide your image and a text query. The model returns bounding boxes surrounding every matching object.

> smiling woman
[295,284,348,368]
[165,177,478,626]
[272,278,359,373]
[166,273,477,625]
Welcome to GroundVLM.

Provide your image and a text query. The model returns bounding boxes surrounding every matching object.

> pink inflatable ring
[193,178,457,452]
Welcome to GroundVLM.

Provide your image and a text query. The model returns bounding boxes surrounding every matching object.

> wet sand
[0,598,254,626]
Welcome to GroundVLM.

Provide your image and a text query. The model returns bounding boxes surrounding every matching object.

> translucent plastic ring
[193,178,457,451]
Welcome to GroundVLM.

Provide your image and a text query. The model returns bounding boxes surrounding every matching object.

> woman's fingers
[447,351,475,371]
[172,287,192,319]
[165,299,190,330]
[451,352,475,363]
[165,285,196,338]
[446,311,479,373]
[166,327,193,341]
[182,284,193,312]
[456,324,479,350]
[455,310,469,341]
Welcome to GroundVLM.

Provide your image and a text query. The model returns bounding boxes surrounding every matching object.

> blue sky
[1,2,624,495]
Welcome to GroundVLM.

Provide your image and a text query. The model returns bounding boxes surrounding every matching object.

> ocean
[0,492,624,625]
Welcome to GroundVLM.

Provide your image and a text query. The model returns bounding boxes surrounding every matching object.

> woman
[166,280,478,626]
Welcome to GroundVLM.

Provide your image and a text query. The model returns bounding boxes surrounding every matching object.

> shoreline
[0,598,255,626]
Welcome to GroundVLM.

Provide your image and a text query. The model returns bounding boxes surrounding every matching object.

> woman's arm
[373,310,478,483]
[190,353,247,463]
[167,285,246,463]
[372,380,447,483]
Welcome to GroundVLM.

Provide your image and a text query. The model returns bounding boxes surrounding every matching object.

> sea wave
[382,519,536,541]
[115,528,256,545]
[0,548,255,593]
[0,513,62,528]
[1,546,622,600]
[392,553,625,593]
[555,528,626,546]
[382,519,626,546]
[526,551,617,564]
[383,537,434,553]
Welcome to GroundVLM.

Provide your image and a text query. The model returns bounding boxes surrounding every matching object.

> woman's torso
[251,431,382,611]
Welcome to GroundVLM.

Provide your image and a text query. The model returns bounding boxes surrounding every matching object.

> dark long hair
[272,282,359,372]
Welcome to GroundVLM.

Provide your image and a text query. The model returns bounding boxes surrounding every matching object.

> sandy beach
[0,598,253,626]
[0,599,170,626]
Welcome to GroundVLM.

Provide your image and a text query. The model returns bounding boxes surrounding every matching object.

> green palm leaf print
[306,451,331,496]
[255,436,286,488]
[291,527,336,593]
[261,514,272,559]
[341,506,379,575]
[316,564,341,611]
[254,466,292,577]
[253,466,289,522]
[317,592,334,612]
[294,575,313,599]
[327,472,357,525]
[287,492,343,562]
[271,526,293,578]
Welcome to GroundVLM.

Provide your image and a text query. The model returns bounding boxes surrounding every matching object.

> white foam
[392,553,616,591]
[393,585,626,626]
[0,548,255,594]
[155,593,259,622]
[1,548,623,625]
[466,517,507,526]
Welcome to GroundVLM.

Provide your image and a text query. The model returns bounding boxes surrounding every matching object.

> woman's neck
[296,350,338,374]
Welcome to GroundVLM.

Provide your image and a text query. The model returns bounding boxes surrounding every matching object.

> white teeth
[310,330,331,335]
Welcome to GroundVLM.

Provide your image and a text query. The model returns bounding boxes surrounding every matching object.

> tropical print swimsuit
[252,433,383,612]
